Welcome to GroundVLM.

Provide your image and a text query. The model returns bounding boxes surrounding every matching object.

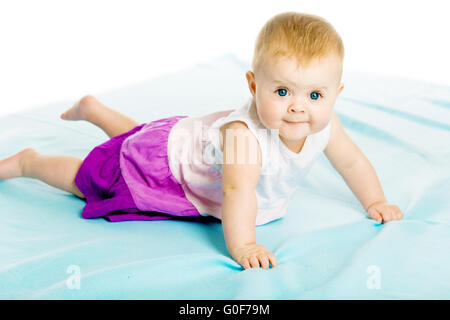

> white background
[1,0,449,117]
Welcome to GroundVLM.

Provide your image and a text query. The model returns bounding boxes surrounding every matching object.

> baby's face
[246,54,344,147]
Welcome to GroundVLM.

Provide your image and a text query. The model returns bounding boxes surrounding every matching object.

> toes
[60,94,95,120]
[0,148,36,179]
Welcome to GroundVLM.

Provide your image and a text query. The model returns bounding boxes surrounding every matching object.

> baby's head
[246,12,345,145]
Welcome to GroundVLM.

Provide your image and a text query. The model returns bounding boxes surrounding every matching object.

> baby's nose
[288,104,305,113]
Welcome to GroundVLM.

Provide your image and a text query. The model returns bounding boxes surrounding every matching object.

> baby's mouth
[283,120,304,124]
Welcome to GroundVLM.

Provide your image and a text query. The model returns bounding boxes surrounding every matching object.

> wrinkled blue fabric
[0,54,449,299]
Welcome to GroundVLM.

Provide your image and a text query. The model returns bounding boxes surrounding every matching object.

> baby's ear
[338,83,344,95]
[246,71,256,96]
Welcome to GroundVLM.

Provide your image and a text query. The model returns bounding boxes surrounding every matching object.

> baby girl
[0,12,403,270]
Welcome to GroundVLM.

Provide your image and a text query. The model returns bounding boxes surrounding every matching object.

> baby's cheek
[258,106,280,129]
[311,111,332,132]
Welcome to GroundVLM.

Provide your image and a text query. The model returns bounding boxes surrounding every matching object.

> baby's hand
[230,243,278,270]
[367,201,403,223]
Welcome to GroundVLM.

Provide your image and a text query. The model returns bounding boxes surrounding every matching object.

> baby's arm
[324,112,403,223]
[221,121,277,270]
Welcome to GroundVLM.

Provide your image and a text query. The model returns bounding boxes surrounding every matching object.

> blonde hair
[252,12,344,77]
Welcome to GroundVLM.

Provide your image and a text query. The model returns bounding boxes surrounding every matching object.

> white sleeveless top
[167,98,331,225]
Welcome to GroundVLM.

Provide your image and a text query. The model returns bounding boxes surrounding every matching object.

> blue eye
[310,92,321,100]
[276,88,288,97]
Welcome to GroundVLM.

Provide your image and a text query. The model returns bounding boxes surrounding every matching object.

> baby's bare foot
[60,95,97,121]
[0,148,37,180]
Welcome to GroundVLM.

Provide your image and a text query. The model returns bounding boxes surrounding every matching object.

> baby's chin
[278,126,310,141]
[278,132,308,142]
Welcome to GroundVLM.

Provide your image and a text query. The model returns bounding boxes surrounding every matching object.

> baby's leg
[61,95,139,139]
[0,148,85,199]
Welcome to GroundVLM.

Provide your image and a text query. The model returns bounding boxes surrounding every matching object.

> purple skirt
[74,116,213,223]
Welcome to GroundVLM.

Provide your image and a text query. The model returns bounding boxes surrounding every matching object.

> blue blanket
[1,54,449,299]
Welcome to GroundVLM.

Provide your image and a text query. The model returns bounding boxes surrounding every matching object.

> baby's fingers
[241,259,251,270]
[267,252,278,268]
[393,206,403,220]
[381,210,393,222]
[249,256,260,269]
[257,254,270,269]
[370,210,383,223]
[380,207,403,222]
